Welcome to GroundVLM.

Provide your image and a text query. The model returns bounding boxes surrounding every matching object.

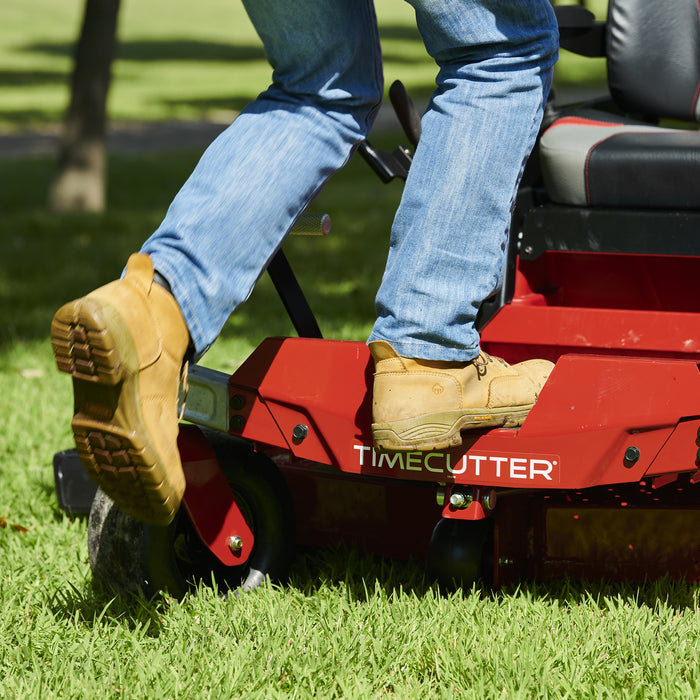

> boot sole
[51,298,178,526]
[372,405,533,452]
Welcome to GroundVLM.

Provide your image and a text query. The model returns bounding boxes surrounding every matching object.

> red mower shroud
[179,252,700,585]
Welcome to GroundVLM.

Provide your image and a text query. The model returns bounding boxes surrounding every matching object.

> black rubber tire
[88,430,295,599]
[426,517,494,591]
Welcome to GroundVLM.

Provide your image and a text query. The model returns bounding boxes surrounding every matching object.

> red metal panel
[645,417,700,478]
[481,304,700,358]
[225,338,700,492]
[352,354,699,489]
[228,384,290,450]
[513,253,700,315]
[179,425,255,566]
[231,337,373,464]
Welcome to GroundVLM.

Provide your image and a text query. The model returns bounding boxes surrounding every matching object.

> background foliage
[1,0,608,130]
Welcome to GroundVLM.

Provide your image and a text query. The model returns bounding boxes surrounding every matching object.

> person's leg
[142,0,383,358]
[371,0,558,360]
[52,0,384,524]
[368,0,559,451]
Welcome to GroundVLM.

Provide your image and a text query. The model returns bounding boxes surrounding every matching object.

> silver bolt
[228,535,243,554]
[449,488,473,510]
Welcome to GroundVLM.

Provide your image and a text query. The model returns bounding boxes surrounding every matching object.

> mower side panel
[227,338,700,490]
[229,337,373,463]
[481,304,700,363]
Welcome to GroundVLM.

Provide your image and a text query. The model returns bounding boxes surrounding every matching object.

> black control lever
[357,141,412,183]
[389,80,421,148]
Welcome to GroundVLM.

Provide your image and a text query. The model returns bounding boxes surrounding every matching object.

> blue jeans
[141,0,558,361]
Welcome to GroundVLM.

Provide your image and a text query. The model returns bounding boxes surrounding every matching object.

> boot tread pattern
[52,300,176,525]
[73,427,167,520]
[51,312,121,385]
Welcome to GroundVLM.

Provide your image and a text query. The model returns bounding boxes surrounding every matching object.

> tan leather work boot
[369,340,553,452]
[51,253,190,526]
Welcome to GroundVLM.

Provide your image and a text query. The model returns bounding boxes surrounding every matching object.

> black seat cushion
[539,111,700,209]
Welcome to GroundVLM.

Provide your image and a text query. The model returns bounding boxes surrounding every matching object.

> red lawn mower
[54,0,700,597]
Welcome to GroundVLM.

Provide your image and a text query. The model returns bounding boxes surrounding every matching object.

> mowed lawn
[1,1,698,698]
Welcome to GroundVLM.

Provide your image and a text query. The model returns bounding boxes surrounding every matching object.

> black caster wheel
[87,430,295,599]
[426,517,494,591]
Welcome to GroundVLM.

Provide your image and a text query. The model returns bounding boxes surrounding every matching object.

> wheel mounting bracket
[178,424,255,566]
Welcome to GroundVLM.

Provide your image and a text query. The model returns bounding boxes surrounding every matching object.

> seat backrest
[606,0,700,122]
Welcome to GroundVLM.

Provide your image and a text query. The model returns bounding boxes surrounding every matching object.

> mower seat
[540,0,700,210]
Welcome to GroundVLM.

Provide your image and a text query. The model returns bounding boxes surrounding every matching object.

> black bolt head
[623,446,641,467]
[230,414,246,432]
[230,394,245,411]
[292,424,308,442]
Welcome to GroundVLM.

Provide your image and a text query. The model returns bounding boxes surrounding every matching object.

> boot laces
[472,352,491,367]
[472,352,508,376]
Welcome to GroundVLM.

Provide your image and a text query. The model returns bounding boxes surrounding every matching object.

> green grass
[1,561,698,697]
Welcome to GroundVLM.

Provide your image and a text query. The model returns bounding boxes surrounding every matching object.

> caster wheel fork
[87,430,295,599]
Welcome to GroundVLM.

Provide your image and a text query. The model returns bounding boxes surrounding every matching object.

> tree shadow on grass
[0,69,67,88]
[286,545,700,613]
[48,579,168,638]
[27,26,425,64]
[25,38,266,64]
[0,139,401,358]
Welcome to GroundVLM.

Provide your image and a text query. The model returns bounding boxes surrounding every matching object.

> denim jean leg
[140,0,383,358]
[369,0,558,362]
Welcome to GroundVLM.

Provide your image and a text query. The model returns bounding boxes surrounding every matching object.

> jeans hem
[366,333,481,363]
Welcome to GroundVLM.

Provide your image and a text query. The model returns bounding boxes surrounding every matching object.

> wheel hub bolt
[449,488,473,510]
[228,535,243,554]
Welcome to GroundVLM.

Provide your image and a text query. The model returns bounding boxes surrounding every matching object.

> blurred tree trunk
[48,0,120,212]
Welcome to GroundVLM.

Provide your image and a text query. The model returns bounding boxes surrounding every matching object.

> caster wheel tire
[426,517,494,591]
[88,430,295,599]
